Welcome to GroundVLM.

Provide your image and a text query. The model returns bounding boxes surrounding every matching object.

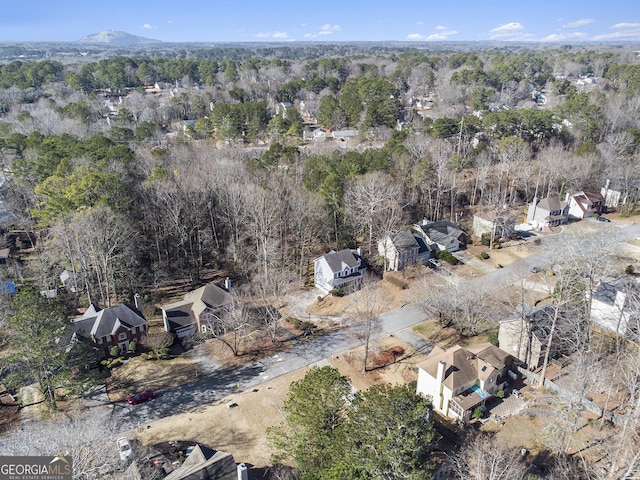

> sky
[1,0,640,44]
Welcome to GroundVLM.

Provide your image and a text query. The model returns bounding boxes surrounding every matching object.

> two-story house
[161,280,233,338]
[378,230,422,271]
[527,196,569,229]
[314,249,366,294]
[416,343,514,423]
[72,295,148,356]
[412,219,468,254]
[567,189,605,219]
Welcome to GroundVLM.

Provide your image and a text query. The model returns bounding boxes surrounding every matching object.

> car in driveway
[597,216,611,222]
[530,266,541,273]
[427,258,442,268]
[117,437,133,461]
[127,390,155,405]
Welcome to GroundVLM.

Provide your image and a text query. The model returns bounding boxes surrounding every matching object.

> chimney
[356,246,363,258]
[224,277,231,291]
[134,293,142,312]
[437,361,446,383]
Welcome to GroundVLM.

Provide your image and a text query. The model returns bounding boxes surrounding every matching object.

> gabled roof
[73,304,147,340]
[418,343,511,392]
[319,249,361,274]
[414,220,466,249]
[386,230,419,252]
[536,197,567,212]
[163,445,235,480]
[162,282,232,329]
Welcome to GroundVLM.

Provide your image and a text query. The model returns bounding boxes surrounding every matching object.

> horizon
[2,0,640,44]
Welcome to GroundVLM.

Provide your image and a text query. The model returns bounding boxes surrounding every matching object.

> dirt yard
[134,335,429,469]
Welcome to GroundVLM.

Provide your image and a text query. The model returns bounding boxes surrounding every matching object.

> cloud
[489,22,535,41]
[542,32,588,42]
[319,24,341,35]
[594,22,640,40]
[416,21,423,26]
[562,19,594,29]
[256,31,289,39]
[141,24,157,30]
[407,25,458,41]
[406,33,424,40]
[435,25,447,31]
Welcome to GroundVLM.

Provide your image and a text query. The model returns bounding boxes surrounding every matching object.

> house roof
[418,343,511,392]
[387,230,419,252]
[163,445,235,480]
[414,220,465,249]
[320,249,361,274]
[537,197,567,212]
[73,304,147,340]
[162,282,232,330]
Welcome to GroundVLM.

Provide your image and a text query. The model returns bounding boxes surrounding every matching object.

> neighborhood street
[106,220,640,432]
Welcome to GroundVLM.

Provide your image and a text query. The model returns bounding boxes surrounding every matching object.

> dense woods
[2,41,640,478]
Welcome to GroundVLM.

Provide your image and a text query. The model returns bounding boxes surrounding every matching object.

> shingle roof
[322,249,361,274]
[162,282,232,330]
[389,230,419,251]
[73,304,147,340]
[537,197,567,212]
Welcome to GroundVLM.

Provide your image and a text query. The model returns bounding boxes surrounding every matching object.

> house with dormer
[72,295,148,356]
[416,343,514,422]
[314,249,366,294]
[378,230,423,271]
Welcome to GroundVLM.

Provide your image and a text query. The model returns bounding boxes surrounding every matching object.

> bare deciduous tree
[450,432,527,480]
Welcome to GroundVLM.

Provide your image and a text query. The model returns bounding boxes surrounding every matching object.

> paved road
[109,221,640,430]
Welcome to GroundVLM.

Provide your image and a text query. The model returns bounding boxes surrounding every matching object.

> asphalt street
[109,220,640,430]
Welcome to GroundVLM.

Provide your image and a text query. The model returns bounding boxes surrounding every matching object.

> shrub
[477,252,490,260]
[492,243,501,250]
[128,340,137,353]
[109,345,120,357]
[496,389,505,399]
[472,406,483,419]
[481,233,491,246]
[329,288,345,297]
[436,250,459,265]
[157,347,171,359]
[626,264,635,275]
[386,275,408,289]
[487,333,499,346]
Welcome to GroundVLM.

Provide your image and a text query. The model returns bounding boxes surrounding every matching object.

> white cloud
[416,21,423,26]
[612,22,640,29]
[542,32,588,42]
[562,19,594,29]
[407,27,457,41]
[141,24,157,30]
[594,22,640,40]
[426,34,448,41]
[489,22,535,41]
[304,33,315,38]
[435,25,447,31]
[256,31,289,39]
[406,33,425,40]
[319,24,341,35]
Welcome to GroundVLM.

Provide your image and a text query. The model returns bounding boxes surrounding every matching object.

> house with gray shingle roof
[412,219,468,253]
[161,281,233,338]
[314,248,366,294]
[527,196,569,229]
[378,230,423,271]
[72,296,147,356]
[416,343,514,422]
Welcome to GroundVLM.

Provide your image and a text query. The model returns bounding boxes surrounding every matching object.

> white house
[416,343,514,423]
[527,196,569,229]
[314,249,366,294]
[589,279,639,337]
[567,189,604,220]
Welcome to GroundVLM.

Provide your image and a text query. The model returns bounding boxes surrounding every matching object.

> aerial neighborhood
[1,33,640,480]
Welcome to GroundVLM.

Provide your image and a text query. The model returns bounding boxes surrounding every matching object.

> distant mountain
[78,30,162,45]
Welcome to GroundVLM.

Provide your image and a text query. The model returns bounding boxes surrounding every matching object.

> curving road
[105,220,640,431]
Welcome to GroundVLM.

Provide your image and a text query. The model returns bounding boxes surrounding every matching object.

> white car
[117,437,133,461]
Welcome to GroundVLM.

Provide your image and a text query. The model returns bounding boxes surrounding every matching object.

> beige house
[527,196,569,229]
[567,189,604,219]
[472,209,517,241]
[498,304,555,369]
[416,343,514,422]
[377,230,422,271]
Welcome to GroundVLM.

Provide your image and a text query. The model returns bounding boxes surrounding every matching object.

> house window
[118,332,127,341]
[201,325,207,333]
[98,338,103,344]
[105,335,111,342]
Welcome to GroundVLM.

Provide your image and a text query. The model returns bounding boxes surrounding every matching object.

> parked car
[530,266,541,273]
[597,216,611,222]
[117,437,133,461]
[427,258,442,268]
[128,390,155,405]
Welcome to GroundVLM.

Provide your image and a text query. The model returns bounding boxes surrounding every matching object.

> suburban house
[332,129,358,141]
[378,230,422,271]
[314,248,366,294]
[72,295,148,356]
[472,209,517,241]
[163,445,236,480]
[567,189,605,219]
[498,304,558,369]
[527,196,569,229]
[161,280,233,338]
[412,219,468,253]
[416,343,515,423]
[589,279,639,337]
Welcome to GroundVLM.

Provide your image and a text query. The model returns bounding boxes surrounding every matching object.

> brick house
[72,295,148,356]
